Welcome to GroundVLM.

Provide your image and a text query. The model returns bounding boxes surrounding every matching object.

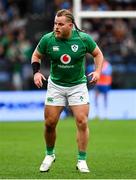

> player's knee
[45,120,56,133]
[76,114,88,130]
[45,115,58,129]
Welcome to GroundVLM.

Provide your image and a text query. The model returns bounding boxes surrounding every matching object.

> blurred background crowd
[0,0,136,90]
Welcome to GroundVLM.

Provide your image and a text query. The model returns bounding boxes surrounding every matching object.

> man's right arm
[31,49,46,88]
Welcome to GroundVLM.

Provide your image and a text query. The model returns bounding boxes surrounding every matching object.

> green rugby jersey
[37,30,96,87]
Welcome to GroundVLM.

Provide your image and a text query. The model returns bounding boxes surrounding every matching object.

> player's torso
[46,31,86,66]
[42,30,90,86]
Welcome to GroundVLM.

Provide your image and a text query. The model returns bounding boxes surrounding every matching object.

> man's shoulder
[78,31,91,39]
[73,30,91,40]
[41,31,54,40]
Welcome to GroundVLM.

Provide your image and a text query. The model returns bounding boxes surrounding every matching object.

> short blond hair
[56,9,82,31]
[56,9,74,23]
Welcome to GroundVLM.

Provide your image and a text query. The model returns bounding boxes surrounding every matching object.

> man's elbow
[31,49,42,63]
[93,47,104,60]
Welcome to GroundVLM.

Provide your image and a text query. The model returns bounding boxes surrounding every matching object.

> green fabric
[37,30,97,87]
[78,151,87,160]
[46,146,54,155]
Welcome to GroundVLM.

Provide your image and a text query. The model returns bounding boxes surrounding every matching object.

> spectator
[94,59,112,119]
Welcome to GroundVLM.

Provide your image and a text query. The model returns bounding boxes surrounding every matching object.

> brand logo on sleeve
[71,44,78,52]
[60,54,71,64]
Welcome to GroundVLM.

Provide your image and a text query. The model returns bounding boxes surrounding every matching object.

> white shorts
[45,79,89,106]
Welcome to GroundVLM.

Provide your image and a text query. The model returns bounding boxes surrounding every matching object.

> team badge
[60,54,71,64]
[71,44,78,52]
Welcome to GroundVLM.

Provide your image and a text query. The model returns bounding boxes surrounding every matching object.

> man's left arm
[88,46,104,84]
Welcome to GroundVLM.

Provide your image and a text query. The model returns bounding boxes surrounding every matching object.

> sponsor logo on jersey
[53,46,59,51]
[58,65,74,68]
[71,44,78,52]
[60,54,71,64]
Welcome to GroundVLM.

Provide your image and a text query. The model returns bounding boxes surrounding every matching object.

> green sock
[78,151,87,160]
[46,146,54,155]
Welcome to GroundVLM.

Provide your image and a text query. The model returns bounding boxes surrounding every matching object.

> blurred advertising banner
[0,91,45,121]
[89,90,136,120]
[0,90,136,121]
[0,91,66,121]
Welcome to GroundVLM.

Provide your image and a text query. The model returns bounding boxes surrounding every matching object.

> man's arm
[88,46,104,84]
[31,48,42,64]
[31,49,46,88]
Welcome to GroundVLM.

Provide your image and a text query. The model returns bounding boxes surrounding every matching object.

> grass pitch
[0,119,136,179]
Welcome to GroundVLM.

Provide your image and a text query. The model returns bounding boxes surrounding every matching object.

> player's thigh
[44,105,64,125]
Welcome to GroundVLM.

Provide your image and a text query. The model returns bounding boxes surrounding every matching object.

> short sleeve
[80,32,97,53]
[37,35,47,54]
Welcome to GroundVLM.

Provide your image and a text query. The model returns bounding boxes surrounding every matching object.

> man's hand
[34,72,46,88]
[87,71,100,85]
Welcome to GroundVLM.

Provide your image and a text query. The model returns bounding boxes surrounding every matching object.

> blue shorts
[95,85,111,94]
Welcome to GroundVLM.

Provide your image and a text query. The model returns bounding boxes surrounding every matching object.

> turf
[0,119,136,179]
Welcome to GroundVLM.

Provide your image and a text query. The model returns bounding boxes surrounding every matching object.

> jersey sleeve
[82,33,97,53]
[36,33,52,54]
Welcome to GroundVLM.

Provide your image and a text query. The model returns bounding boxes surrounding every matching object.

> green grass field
[0,119,136,179]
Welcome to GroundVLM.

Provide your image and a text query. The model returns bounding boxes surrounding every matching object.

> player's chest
[46,40,86,62]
